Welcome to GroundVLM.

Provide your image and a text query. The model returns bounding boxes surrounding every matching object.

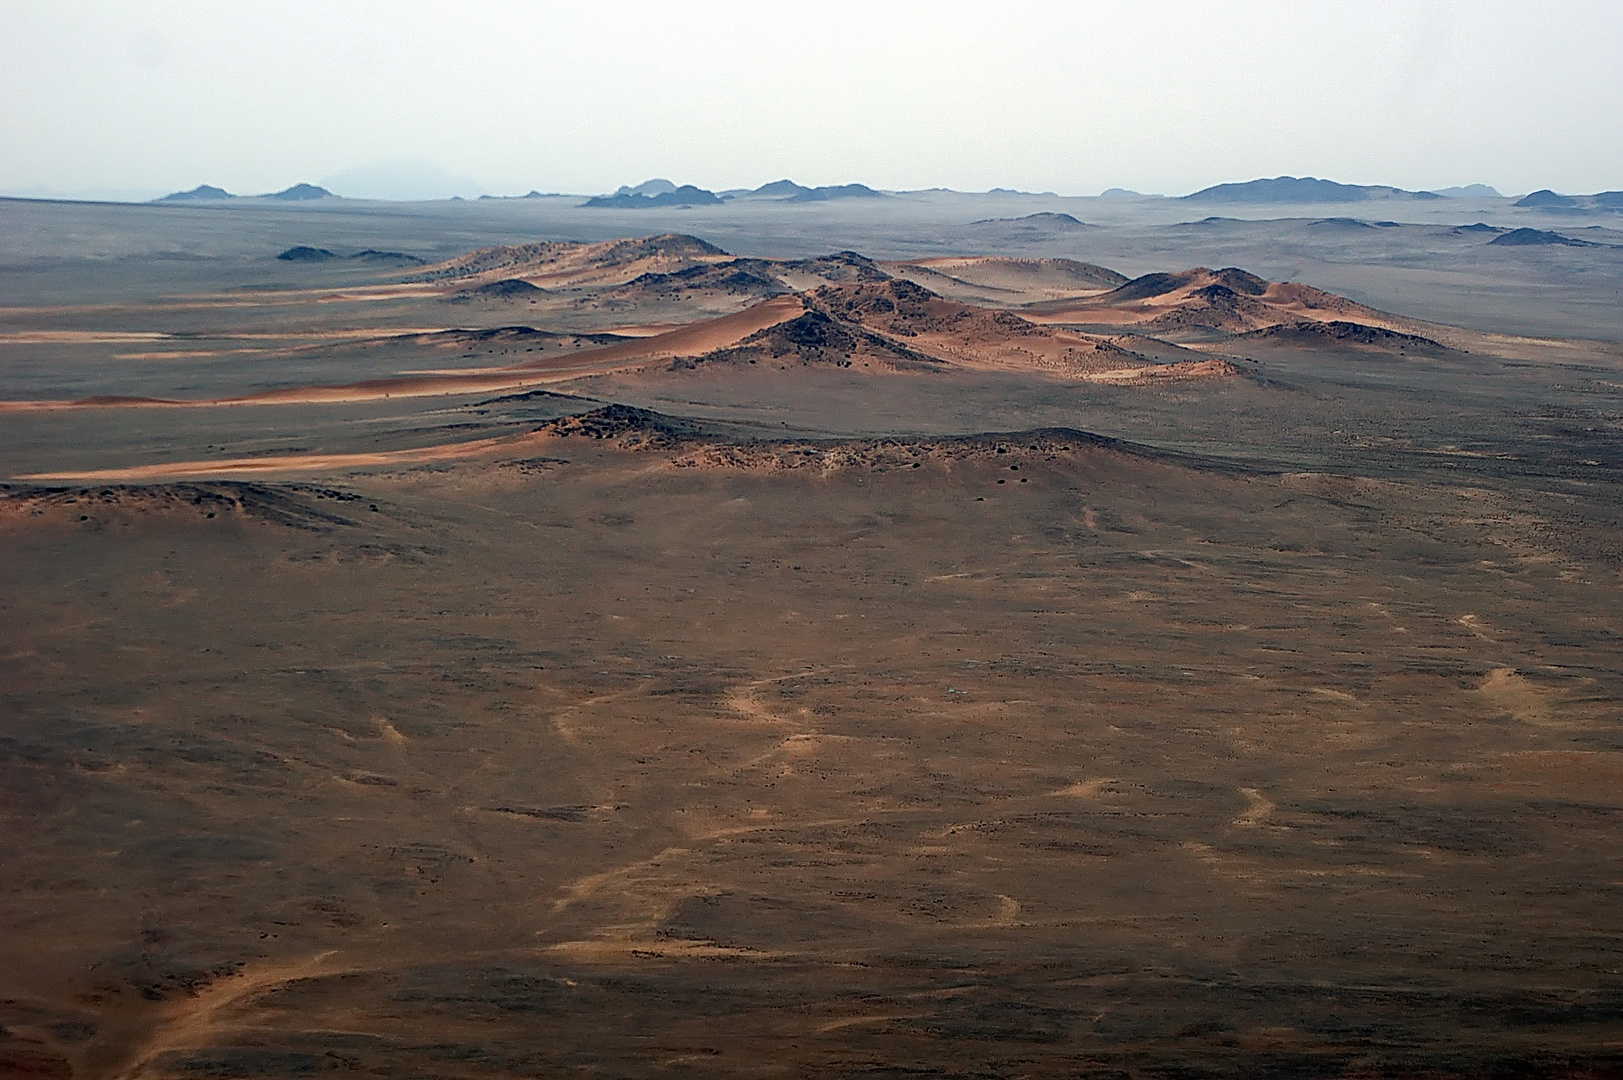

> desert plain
[2,189,1623,1078]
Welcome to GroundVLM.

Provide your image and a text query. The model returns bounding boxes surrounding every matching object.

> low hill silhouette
[276,246,337,261]
[786,184,885,202]
[157,184,234,202]
[614,179,678,197]
[266,183,334,201]
[749,180,812,198]
[1514,190,1579,209]
[1184,177,1442,203]
[1489,228,1600,247]
[349,250,424,264]
[969,212,1091,229]
[1513,189,1623,212]
[584,185,720,208]
[458,279,544,300]
[1432,184,1502,198]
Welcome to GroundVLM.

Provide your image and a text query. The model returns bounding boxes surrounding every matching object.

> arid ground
[3,193,1622,1078]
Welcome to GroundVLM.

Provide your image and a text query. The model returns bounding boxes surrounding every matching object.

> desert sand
[2,193,1621,1079]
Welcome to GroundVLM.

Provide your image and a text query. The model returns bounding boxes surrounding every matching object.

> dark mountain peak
[1489,227,1599,247]
[785,251,891,283]
[1211,268,1269,295]
[350,249,425,264]
[267,183,334,201]
[595,234,728,260]
[753,179,812,197]
[786,183,886,203]
[275,246,337,261]
[465,278,544,299]
[1513,189,1579,208]
[1105,272,1190,301]
[1185,176,1439,204]
[157,184,234,202]
[582,184,721,209]
[1022,212,1085,226]
[615,179,678,197]
[1431,184,1502,198]
[969,212,1090,229]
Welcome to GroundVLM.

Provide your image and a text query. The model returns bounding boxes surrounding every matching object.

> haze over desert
[4,4,1623,1078]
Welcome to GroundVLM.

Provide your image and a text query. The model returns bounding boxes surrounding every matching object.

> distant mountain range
[1183,177,1447,203]
[768,182,886,203]
[582,183,722,209]
[1514,189,1623,211]
[269,183,333,201]
[968,212,1091,230]
[584,179,888,208]
[1176,177,1623,207]
[132,176,1621,212]
[157,184,235,201]
[615,179,679,197]
[275,246,425,263]
[155,183,335,202]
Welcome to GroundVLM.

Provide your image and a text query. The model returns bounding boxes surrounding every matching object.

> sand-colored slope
[498,295,805,372]
[0,296,806,412]
[877,262,1026,305]
[16,432,536,482]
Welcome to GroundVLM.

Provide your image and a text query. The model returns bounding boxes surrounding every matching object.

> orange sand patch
[0,297,805,413]
[1,284,441,319]
[599,322,690,337]
[0,395,190,413]
[0,331,170,344]
[17,430,546,482]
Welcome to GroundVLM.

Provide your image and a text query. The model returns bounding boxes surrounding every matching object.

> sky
[2,0,1620,201]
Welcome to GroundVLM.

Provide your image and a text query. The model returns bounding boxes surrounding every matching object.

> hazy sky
[3,0,1620,200]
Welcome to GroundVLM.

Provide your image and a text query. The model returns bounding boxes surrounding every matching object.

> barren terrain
[2,193,1621,1078]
